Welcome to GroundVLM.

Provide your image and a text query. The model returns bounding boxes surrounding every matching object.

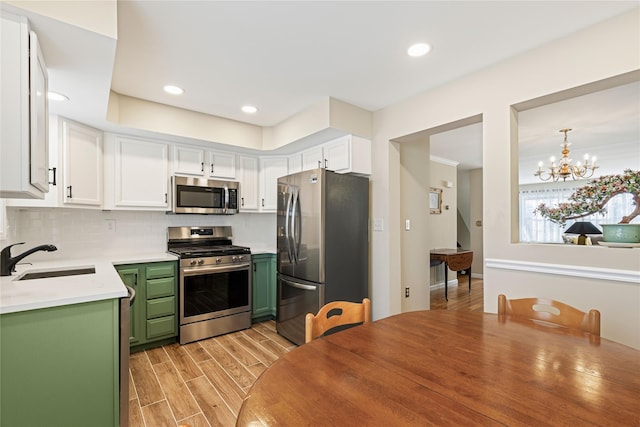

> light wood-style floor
[129,274,483,427]
[128,321,296,427]
[430,274,484,312]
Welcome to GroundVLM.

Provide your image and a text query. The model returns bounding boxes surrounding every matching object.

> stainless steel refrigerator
[276,168,369,345]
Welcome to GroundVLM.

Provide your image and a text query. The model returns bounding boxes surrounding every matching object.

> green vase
[601,224,640,243]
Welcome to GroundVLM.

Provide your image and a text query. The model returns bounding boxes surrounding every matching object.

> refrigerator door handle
[282,278,316,291]
[285,189,293,263]
[294,190,302,262]
[291,187,300,263]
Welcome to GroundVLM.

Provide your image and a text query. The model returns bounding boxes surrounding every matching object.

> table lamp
[564,222,602,245]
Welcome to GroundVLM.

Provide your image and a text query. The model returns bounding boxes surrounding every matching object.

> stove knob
[216,257,222,264]
[198,259,204,265]
[190,260,197,266]
[238,255,244,262]
[232,256,238,262]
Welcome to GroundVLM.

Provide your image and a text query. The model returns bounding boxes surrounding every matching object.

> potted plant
[534,169,640,243]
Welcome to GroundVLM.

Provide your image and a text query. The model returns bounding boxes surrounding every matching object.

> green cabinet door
[116,266,141,344]
[1,299,119,427]
[252,253,276,321]
[269,255,277,316]
[115,260,178,351]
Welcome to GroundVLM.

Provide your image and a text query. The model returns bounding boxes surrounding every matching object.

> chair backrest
[497,294,600,336]
[305,298,371,343]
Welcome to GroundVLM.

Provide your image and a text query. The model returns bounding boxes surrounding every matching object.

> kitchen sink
[17,267,96,281]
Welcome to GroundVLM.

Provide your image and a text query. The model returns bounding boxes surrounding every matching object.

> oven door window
[183,268,249,319]
[177,185,223,209]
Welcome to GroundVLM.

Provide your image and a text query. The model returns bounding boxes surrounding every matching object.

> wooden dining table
[237,310,640,426]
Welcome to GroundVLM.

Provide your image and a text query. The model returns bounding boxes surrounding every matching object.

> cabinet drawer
[146,263,175,279]
[146,277,175,299]
[146,315,176,339]
[146,296,175,319]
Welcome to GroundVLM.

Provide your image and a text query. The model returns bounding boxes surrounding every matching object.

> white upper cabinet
[104,135,169,210]
[62,119,102,206]
[260,157,288,211]
[300,135,371,175]
[0,12,49,199]
[288,154,302,175]
[208,150,236,179]
[173,145,205,176]
[238,155,259,211]
[173,145,236,179]
[301,146,325,171]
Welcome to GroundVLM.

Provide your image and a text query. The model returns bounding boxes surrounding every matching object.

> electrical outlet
[373,218,384,231]
[105,219,116,233]
[405,287,410,298]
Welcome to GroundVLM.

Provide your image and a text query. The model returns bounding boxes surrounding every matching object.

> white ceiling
[110,1,637,127]
[3,1,639,175]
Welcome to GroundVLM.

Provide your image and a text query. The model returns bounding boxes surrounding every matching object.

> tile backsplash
[3,207,276,261]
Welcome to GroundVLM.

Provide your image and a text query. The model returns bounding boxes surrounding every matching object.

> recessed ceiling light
[163,85,184,95]
[407,43,431,57]
[241,105,258,114]
[47,91,69,101]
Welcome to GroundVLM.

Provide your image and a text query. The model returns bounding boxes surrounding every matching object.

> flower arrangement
[534,169,640,226]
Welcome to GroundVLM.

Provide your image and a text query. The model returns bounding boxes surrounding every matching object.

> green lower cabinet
[115,260,178,351]
[252,253,276,322]
[0,299,119,427]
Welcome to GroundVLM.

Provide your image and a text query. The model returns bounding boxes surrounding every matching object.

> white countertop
[1,252,177,315]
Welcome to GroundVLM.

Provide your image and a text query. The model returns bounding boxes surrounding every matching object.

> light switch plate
[373,218,384,231]
[405,219,410,231]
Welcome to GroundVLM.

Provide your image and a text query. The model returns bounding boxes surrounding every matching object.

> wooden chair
[305,298,371,343]
[497,294,600,336]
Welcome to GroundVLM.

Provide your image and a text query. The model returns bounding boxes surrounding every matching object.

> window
[519,184,638,243]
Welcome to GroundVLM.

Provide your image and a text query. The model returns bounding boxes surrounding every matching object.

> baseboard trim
[485,258,640,285]
[430,279,459,289]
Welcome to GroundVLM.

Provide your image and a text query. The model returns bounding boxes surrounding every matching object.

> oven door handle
[182,263,250,276]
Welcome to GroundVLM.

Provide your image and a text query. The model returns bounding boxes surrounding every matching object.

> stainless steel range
[167,226,251,344]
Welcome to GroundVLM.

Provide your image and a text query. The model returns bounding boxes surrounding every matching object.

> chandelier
[534,128,598,182]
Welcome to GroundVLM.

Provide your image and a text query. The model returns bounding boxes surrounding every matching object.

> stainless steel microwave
[172,176,239,214]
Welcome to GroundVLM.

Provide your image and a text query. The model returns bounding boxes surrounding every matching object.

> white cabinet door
[112,136,169,209]
[173,145,205,176]
[260,157,288,211]
[301,146,324,171]
[208,150,236,179]
[62,120,102,206]
[29,30,49,193]
[324,135,350,172]
[238,155,259,211]
[288,154,302,174]
[0,13,49,199]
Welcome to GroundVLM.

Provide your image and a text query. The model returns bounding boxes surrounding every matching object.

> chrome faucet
[0,242,58,276]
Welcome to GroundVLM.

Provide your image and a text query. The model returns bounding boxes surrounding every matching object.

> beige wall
[399,139,431,312]
[469,168,483,277]
[371,9,640,348]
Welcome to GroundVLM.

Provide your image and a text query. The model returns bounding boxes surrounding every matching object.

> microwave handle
[223,186,229,214]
